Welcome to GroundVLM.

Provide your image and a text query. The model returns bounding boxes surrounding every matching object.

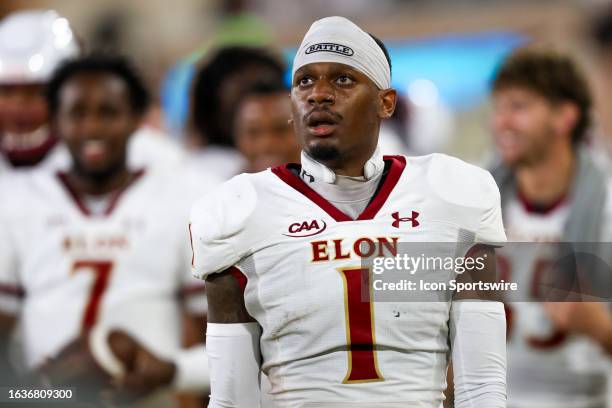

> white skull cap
[292,16,390,89]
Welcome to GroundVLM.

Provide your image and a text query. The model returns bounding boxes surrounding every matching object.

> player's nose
[307,80,335,106]
[257,133,277,155]
[79,114,107,139]
[492,109,512,132]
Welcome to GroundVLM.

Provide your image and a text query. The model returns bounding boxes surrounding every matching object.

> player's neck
[302,147,384,183]
[66,165,132,196]
[318,156,367,178]
[515,142,575,206]
[319,147,380,178]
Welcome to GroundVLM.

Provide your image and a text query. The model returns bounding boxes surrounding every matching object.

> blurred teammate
[490,48,612,408]
[0,55,211,404]
[589,8,612,174]
[0,9,78,174]
[231,80,300,173]
[187,46,287,180]
[0,9,186,177]
[191,16,507,407]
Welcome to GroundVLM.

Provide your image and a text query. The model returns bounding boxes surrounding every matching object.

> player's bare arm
[544,302,612,355]
[204,272,262,407]
[0,313,15,341]
[0,313,16,381]
[206,271,256,324]
[454,244,502,302]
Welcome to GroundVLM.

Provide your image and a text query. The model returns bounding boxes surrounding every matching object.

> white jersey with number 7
[0,168,205,369]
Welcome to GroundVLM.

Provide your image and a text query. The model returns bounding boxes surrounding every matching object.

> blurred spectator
[489,47,612,408]
[231,80,300,173]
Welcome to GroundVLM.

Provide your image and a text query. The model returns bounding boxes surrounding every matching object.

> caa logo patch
[283,219,327,238]
[305,43,354,57]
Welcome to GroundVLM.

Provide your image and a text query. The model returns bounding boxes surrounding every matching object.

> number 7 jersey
[190,154,507,408]
[0,168,207,369]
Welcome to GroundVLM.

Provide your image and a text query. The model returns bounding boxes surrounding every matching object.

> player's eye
[511,101,529,110]
[100,105,120,119]
[297,76,314,87]
[336,75,355,86]
[66,106,85,120]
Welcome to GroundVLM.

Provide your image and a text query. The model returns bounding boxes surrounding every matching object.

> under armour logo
[301,169,315,183]
[392,211,420,228]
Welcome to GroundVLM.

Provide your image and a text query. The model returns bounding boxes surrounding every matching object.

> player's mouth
[80,140,110,163]
[495,131,522,152]
[1,126,50,151]
[306,110,341,137]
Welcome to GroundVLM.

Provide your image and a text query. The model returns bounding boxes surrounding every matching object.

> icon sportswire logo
[305,43,354,57]
[391,211,420,228]
[283,219,327,238]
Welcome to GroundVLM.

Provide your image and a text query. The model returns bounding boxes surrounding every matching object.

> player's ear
[378,88,397,119]
[128,112,145,135]
[554,101,579,139]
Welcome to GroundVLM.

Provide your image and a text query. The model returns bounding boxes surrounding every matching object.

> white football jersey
[0,168,204,369]
[185,146,246,183]
[191,153,506,407]
[127,125,188,172]
[500,194,612,408]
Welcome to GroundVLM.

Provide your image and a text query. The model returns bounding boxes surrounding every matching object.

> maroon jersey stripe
[272,155,406,222]
[227,266,248,292]
[56,169,146,217]
[0,283,25,298]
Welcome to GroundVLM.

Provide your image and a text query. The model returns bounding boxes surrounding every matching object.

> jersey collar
[57,169,145,217]
[272,155,406,222]
[299,146,385,184]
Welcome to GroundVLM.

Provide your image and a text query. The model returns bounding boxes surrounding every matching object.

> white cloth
[173,345,210,393]
[207,323,261,408]
[450,300,507,408]
[292,16,390,90]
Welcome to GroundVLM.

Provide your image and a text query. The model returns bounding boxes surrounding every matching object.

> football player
[0,9,186,177]
[186,46,287,180]
[0,9,78,173]
[490,48,612,408]
[231,80,301,173]
[191,16,507,407]
[0,55,211,404]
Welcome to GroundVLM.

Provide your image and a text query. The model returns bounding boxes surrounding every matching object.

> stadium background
[3,0,611,166]
[1,0,611,407]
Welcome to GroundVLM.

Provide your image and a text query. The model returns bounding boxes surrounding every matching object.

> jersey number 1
[338,267,384,383]
[71,260,113,331]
